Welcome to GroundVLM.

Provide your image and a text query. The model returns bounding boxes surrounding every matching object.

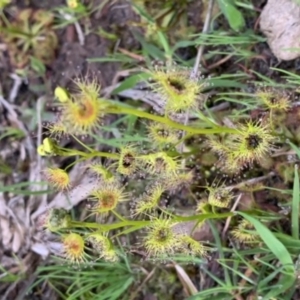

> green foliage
[29,258,134,300]
[217,0,245,31]
[0,8,57,70]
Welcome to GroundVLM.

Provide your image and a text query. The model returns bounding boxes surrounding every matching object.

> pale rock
[260,0,300,60]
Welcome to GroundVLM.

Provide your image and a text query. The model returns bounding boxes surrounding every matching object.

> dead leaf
[174,263,198,296]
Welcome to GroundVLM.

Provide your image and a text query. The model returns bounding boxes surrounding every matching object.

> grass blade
[208,220,232,287]
[238,212,295,297]
[238,212,294,272]
[292,165,300,240]
[217,0,245,31]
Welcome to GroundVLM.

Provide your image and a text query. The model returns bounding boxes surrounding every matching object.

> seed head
[229,121,276,165]
[147,122,179,147]
[117,145,138,176]
[144,218,180,258]
[87,233,118,262]
[231,220,258,243]
[207,184,233,208]
[43,208,71,232]
[178,235,207,257]
[62,233,86,263]
[141,152,180,176]
[134,185,165,215]
[89,163,115,182]
[256,87,291,111]
[45,121,68,140]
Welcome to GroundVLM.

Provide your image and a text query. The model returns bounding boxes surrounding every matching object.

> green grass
[29,256,135,300]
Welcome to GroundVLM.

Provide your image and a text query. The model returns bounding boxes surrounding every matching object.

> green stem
[173,212,233,222]
[106,105,237,134]
[111,210,128,222]
[71,134,94,152]
[58,148,119,160]
[71,220,150,231]
[270,109,275,132]
[70,213,233,231]
[65,156,88,170]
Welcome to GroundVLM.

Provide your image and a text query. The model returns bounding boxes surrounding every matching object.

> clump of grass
[0,7,57,69]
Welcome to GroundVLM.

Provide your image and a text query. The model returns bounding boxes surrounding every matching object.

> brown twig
[9,73,22,103]
[207,54,233,70]
[222,193,242,241]
[179,0,215,154]
[191,0,215,77]
[128,267,156,300]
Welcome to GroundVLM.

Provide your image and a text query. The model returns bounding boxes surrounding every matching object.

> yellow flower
[37,144,47,156]
[54,86,70,103]
[37,137,58,156]
[58,79,105,134]
[89,182,126,213]
[62,233,86,263]
[67,0,79,9]
[44,167,70,191]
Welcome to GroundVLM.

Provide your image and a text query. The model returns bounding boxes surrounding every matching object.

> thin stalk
[71,134,94,152]
[180,0,216,153]
[70,212,233,231]
[71,220,150,231]
[192,0,215,76]
[106,105,237,134]
[58,148,119,159]
[112,209,128,222]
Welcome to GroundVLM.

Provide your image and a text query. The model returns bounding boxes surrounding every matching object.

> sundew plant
[37,60,300,297]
